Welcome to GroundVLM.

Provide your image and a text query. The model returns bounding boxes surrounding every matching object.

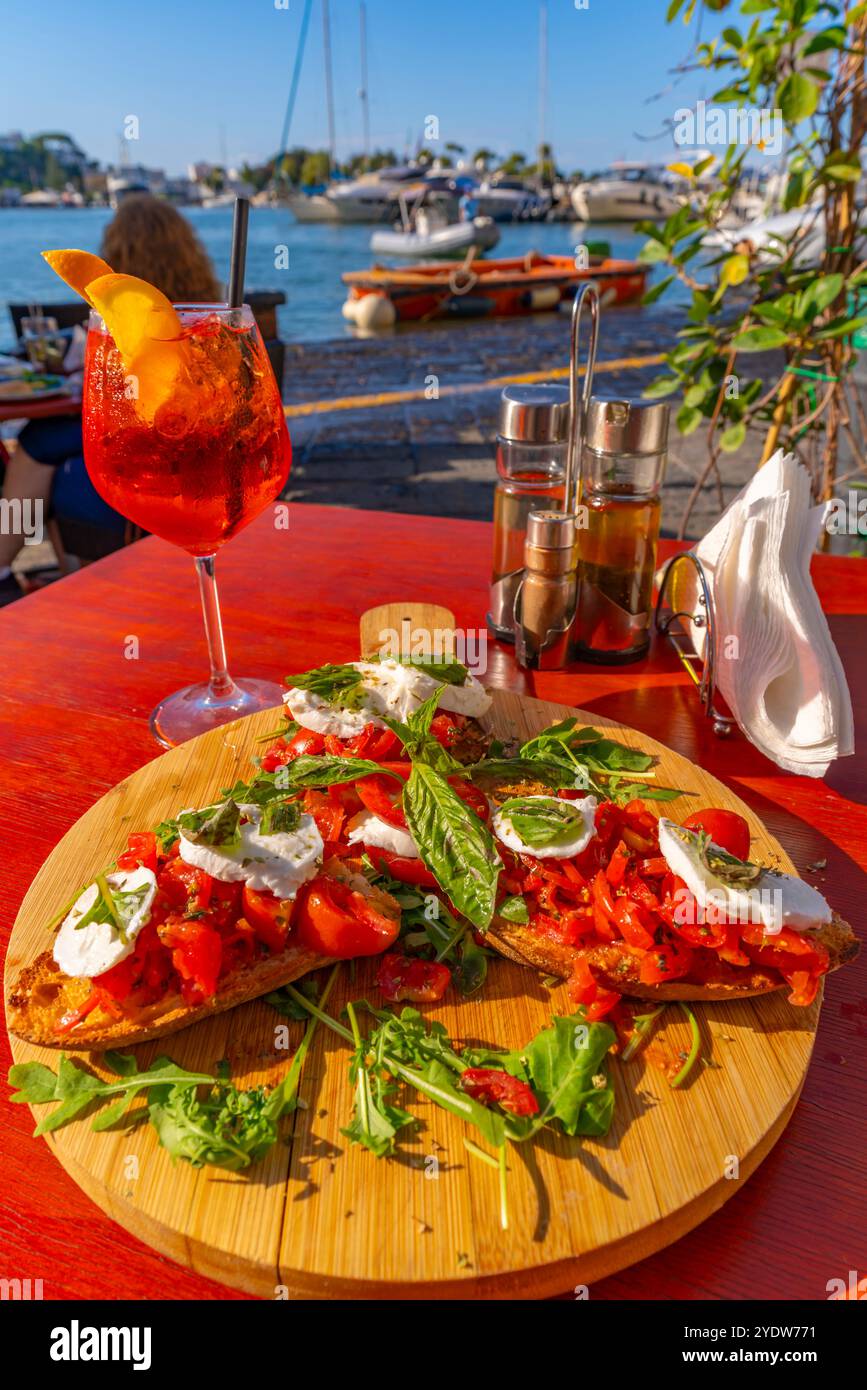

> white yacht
[287,166,428,224]
[571,163,683,222]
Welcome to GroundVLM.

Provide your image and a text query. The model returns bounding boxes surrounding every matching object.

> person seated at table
[0,195,221,604]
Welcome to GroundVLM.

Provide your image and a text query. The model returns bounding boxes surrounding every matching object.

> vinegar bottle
[572,397,670,663]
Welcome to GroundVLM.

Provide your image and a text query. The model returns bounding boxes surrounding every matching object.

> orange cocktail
[44,250,292,746]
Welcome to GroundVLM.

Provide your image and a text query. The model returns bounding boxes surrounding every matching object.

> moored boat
[370,216,500,259]
[341,252,648,327]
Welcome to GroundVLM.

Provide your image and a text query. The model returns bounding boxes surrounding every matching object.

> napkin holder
[654,552,735,738]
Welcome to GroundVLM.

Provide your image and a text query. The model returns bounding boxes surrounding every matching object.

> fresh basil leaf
[271,755,404,788]
[469,757,576,788]
[497,796,585,850]
[153,818,180,852]
[260,800,302,836]
[284,663,365,706]
[403,764,502,930]
[381,687,462,774]
[177,799,241,849]
[498,895,529,925]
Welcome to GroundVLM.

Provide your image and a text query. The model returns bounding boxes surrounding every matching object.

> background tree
[642,0,867,536]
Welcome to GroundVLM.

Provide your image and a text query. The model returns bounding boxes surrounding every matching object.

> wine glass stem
[195,554,236,699]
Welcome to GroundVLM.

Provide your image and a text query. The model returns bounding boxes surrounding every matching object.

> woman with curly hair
[0,197,222,602]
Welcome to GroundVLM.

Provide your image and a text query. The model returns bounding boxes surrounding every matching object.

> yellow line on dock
[283,352,666,419]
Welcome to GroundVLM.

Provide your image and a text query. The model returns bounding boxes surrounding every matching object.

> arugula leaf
[521,1014,616,1137]
[6,1042,322,1171]
[153,818,180,852]
[341,1002,414,1157]
[403,763,502,930]
[177,799,242,849]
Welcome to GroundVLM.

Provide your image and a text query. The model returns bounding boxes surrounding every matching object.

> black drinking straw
[227,197,250,308]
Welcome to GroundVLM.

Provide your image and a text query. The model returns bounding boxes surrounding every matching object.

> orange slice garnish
[85,273,182,361]
[42,249,114,306]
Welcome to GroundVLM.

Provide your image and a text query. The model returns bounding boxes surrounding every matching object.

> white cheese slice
[178,803,323,900]
[284,658,491,737]
[658,818,832,934]
[53,866,157,979]
[345,809,420,860]
[492,794,598,860]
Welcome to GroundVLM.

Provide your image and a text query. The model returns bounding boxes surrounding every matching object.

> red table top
[1,503,864,1302]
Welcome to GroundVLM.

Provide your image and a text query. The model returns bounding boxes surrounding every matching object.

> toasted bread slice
[7,857,399,1051]
[487,910,859,1002]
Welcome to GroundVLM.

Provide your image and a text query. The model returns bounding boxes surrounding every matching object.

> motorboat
[571,163,683,222]
[475,176,548,222]
[370,212,500,259]
[287,165,430,224]
[341,252,648,327]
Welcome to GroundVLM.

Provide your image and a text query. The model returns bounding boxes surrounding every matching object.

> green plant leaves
[776,72,819,123]
[720,420,747,452]
[402,764,502,930]
[732,325,789,352]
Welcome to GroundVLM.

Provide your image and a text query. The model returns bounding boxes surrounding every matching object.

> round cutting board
[4,692,819,1299]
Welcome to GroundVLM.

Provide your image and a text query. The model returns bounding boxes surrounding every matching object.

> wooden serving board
[4,692,819,1299]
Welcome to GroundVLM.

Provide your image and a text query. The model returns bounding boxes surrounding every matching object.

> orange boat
[341,252,648,325]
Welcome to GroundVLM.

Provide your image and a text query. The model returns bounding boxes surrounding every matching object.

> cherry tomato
[605,839,631,887]
[682,809,750,861]
[294,873,400,958]
[460,1067,540,1117]
[364,846,439,888]
[116,831,158,875]
[207,880,243,930]
[375,953,451,1003]
[356,774,407,828]
[241,884,296,952]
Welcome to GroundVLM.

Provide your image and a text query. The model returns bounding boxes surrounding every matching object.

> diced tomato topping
[157,915,223,1000]
[375,952,451,1003]
[116,831,158,875]
[639,936,693,985]
[430,713,463,748]
[302,787,347,843]
[449,777,490,822]
[156,857,213,914]
[460,1067,540,1117]
[261,727,326,772]
[613,897,656,950]
[568,956,621,1020]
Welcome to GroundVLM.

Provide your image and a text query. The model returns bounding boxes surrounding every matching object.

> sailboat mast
[537,0,548,188]
[322,0,337,176]
[277,0,314,179]
[359,1,370,159]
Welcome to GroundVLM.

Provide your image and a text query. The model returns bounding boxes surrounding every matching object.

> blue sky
[1,0,729,175]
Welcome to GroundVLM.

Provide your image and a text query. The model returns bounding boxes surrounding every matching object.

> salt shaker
[487,384,569,642]
[514,510,577,670]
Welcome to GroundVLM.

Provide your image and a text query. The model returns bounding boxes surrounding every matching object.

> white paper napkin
[671,450,854,777]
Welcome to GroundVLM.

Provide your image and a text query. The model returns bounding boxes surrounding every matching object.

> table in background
[1,504,864,1301]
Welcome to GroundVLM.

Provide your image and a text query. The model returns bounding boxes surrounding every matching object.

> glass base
[149,678,285,748]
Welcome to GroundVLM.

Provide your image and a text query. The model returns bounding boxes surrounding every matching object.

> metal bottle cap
[585,396,670,455]
[525,509,576,549]
[498,384,570,444]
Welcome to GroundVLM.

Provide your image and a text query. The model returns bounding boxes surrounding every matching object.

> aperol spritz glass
[83,303,291,746]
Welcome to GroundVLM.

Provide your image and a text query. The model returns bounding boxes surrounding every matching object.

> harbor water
[0,206,666,353]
